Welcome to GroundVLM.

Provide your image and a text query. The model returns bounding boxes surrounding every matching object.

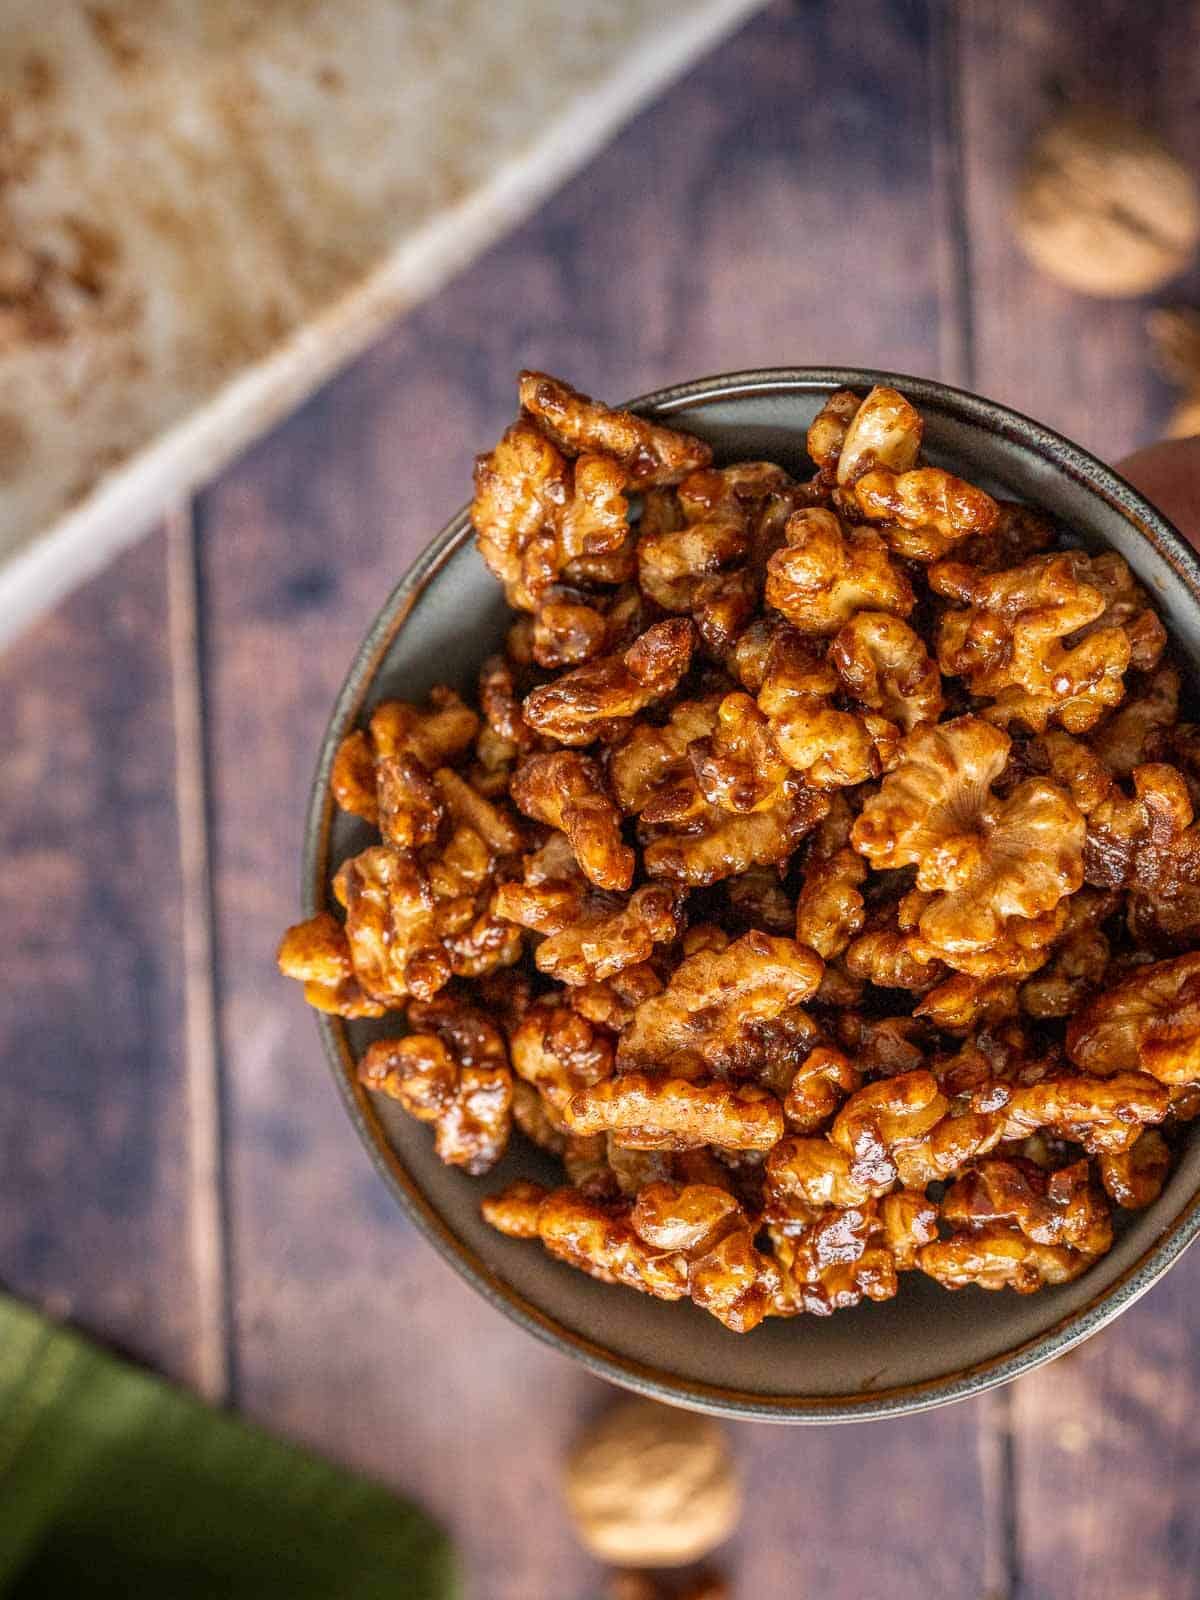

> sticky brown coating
[277,371,1200,1329]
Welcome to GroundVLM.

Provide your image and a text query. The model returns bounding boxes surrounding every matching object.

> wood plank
[197,2,992,1594]
[961,0,1200,464]
[0,530,220,1390]
[960,4,1200,1596]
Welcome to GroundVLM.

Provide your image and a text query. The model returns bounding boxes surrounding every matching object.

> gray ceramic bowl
[303,368,1200,1421]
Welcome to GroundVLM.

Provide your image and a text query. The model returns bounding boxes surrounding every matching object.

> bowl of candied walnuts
[279,367,1200,1420]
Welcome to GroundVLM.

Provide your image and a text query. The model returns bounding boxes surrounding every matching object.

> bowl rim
[302,365,1200,1422]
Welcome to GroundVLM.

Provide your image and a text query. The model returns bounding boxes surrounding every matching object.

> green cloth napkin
[0,1294,460,1599]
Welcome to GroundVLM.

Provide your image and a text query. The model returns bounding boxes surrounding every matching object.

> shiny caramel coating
[1097,1129,1171,1209]
[1000,1072,1170,1153]
[795,849,867,960]
[276,911,386,1018]
[919,1223,1089,1293]
[359,1032,512,1174]
[848,465,999,563]
[1067,952,1200,1083]
[510,1000,614,1115]
[523,619,695,746]
[566,1074,785,1153]
[631,1180,779,1331]
[768,1203,900,1316]
[518,370,711,486]
[766,507,915,637]
[285,372,1200,1326]
[510,750,634,890]
[933,550,1159,733]
[852,717,1084,977]
[481,1179,548,1238]
[830,611,943,733]
[782,1046,863,1133]
[757,624,897,789]
[617,931,823,1077]
[688,692,792,814]
[534,884,684,987]
[640,771,829,887]
[941,1156,1113,1254]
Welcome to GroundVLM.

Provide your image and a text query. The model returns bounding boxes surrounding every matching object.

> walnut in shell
[564,1398,741,1567]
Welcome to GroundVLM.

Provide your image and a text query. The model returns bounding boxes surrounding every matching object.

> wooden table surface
[4,3,1200,1596]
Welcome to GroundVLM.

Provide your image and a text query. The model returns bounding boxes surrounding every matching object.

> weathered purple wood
[0,534,209,1386]
[961,2,1200,1595]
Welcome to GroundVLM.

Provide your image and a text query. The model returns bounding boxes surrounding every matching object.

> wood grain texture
[0,532,213,1387]
[961,0,1200,463]
[960,4,1200,1597]
[196,3,993,1596]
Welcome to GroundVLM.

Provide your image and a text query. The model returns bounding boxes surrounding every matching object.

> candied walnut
[512,1080,568,1156]
[479,653,537,750]
[769,1203,900,1315]
[829,612,943,733]
[1089,763,1200,895]
[563,1132,612,1191]
[1000,1072,1170,1154]
[523,619,695,746]
[1067,952,1200,1084]
[617,931,823,1077]
[335,846,443,1005]
[518,370,711,486]
[1091,665,1180,776]
[828,1070,951,1191]
[531,594,610,668]
[766,508,915,636]
[1019,888,1116,1018]
[609,696,720,816]
[359,1030,512,1174]
[636,470,756,652]
[844,922,945,992]
[571,962,665,1030]
[794,848,867,960]
[331,688,481,823]
[807,388,866,486]
[566,1074,785,1152]
[831,385,923,488]
[276,911,386,1018]
[880,1190,939,1271]
[765,1136,871,1216]
[631,1180,780,1331]
[757,625,898,789]
[847,466,999,562]
[722,865,794,934]
[958,499,1056,572]
[688,692,792,813]
[782,1046,862,1133]
[510,750,633,890]
[852,717,1084,977]
[915,974,1021,1034]
[836,1014,930,1077]
[493,830,587,935]
[941,1156,1112,1254]
[897,1108,1009,1188]
[640,771,828,887]
[481,1179,548,1238]
[536,1187,689,1298]
[1098,1129,1171,1209]
[919,1223,1090,1293]
[510,1000,614,1114]
[471,421,570,610]
[534,885,684,987]
[330,729,378,821]
[375,755,445,850]
[932,551,1161,733]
